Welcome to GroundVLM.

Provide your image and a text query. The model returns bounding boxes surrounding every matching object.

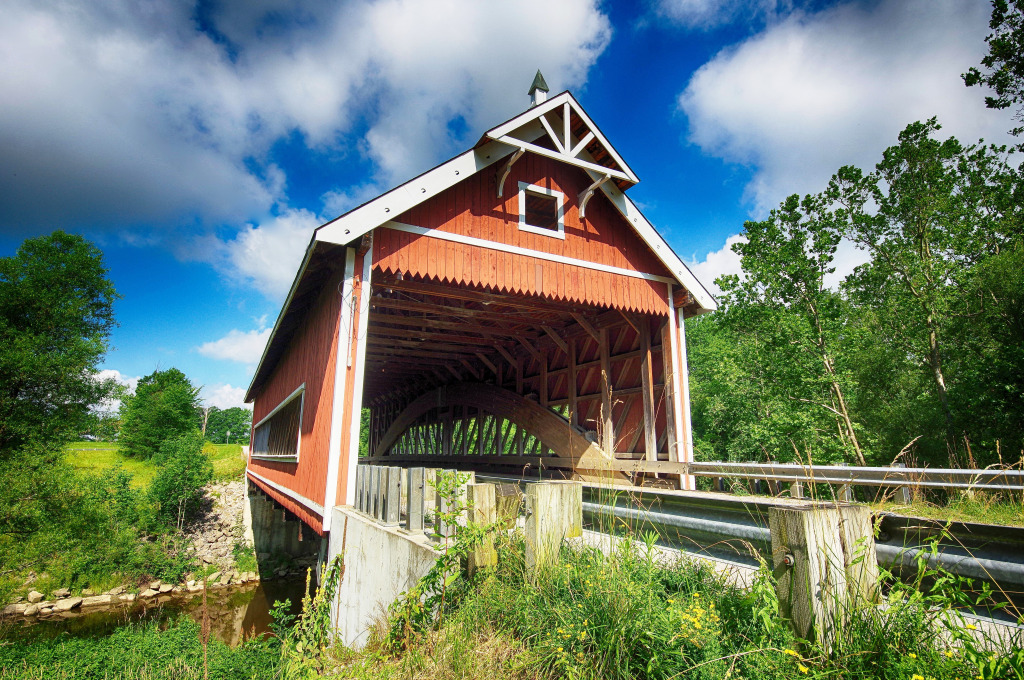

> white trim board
[251,383,305,463]
[247,469,325,517]
[383,221,674,284]
[485,92,638,184]
[343,235,374,513]
[253,383,306,430]
[323,248,357,532]
[517,181,565,239]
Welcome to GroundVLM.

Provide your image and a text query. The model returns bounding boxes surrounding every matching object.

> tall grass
[343,527,1022,680]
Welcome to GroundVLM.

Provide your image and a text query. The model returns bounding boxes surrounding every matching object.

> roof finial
[528,70,549,106]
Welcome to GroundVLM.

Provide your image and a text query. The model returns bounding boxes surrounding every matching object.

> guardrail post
[355,466,365,511]
[894,463,912,504]
[768,503,879,652]
[384,467,401,525]
[407,467,425,532]
[525,481,583,573]
[424,468,438,515]
[466,483,497,575]
[496,483,523,527]
[369,466,381,520]
[375,466,388,521]
[838,463,854,502]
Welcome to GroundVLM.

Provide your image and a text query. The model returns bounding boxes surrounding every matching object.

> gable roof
[315,91,715,310]
[247,91,718,402]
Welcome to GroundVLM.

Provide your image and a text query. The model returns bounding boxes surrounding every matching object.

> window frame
[517,181,565,239]
[250,383,305,463]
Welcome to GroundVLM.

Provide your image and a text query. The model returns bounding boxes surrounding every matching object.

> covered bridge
[244,76,717,535]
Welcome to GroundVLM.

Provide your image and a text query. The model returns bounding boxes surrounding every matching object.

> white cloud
[201,384,249,410]
[688,233,745,296]
[656,0,794,30]
[197,328,272,364]
[217,209,321,301]
[96,369,141,393]
[93,368,141,413]
[689,232,869,296]
[0,0,611,243]
[679,0,1017,216]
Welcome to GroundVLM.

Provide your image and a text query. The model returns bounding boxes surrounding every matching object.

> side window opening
[251,385,304,462]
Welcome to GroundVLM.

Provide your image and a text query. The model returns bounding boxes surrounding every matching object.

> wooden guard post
[525,481,583,572]
[466,483,497,574]
[768,503,879,651]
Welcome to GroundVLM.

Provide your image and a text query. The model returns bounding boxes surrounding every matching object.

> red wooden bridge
[244,78,717,536]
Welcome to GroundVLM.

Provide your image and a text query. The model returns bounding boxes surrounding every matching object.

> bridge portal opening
[362,271,690,487]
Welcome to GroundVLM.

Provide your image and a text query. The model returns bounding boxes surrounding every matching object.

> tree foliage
[0,232,117,541]
[202,406,252,445]
[964,0,1024,140]
[690,120,1023,468]
[150,430,213,529]
[0,231,117,455]
[119,368,200,459]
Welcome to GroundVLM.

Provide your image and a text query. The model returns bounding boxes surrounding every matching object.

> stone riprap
[187,480,248,571]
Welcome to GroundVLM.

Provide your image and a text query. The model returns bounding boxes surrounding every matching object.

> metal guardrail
[364,453,1024,493]
[472,473,1024,618]
[684,461,1024,492]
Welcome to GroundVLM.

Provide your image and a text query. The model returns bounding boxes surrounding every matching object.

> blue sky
[0,0,1015,409]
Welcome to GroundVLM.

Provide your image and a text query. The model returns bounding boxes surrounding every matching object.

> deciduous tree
[119,368,200,459]
[964,0,1024,142]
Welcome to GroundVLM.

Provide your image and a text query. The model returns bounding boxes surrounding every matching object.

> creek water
[2,575,310,647]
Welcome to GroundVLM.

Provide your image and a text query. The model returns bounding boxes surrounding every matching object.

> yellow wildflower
[783,649,800,658]
[965,624,977,630]
[909,653,917,659]
[911,675,924,680]
[945,651,953,658]
[798,664,809,674]
[557,647,563,653]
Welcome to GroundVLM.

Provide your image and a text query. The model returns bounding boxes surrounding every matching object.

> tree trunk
[926,315,955,446]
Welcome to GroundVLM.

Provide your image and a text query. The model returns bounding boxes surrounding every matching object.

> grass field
[872,494,1024,527]
[66,442,246,488]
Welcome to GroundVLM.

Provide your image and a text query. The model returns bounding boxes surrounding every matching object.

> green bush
[150,430,213,529]
[119,368,200,459]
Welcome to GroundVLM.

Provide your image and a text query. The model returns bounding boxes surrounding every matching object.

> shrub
[119,368,200,459]
[150,430,213,529]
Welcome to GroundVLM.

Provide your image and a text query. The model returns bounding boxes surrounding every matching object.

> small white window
[518,181,565,239]
[251,384,304,463]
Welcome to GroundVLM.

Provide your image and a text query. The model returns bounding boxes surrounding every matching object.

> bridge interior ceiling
[364,271,682,471]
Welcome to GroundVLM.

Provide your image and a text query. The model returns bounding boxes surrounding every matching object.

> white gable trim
[312,99,716,312]
[595,175,718,312]
[485,92,638,184]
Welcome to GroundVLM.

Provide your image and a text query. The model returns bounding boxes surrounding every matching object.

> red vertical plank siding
[247,266,346,535]
[373,151,673,317]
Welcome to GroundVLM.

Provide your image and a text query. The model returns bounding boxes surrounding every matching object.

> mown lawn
[65,442,157,488]
[66,442,246,487]
[207,443,247,480]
